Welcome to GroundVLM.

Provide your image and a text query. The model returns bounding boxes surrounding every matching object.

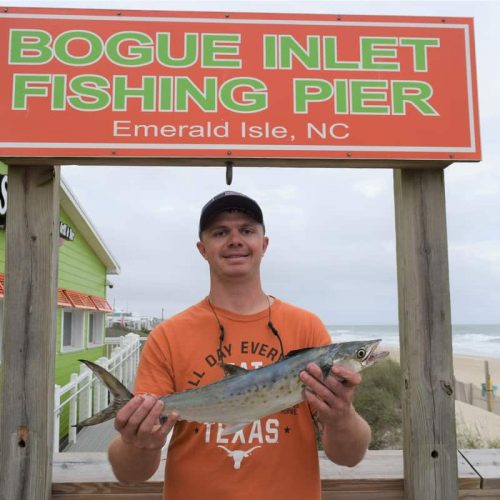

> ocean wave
[325,325,500,358]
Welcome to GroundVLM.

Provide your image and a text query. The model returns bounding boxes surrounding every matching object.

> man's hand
[108,395,178,483]
[299,363,371,467]
[300,364,361,427]
[114,395,178,450]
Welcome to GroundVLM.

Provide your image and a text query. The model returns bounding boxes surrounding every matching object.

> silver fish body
[79,339,388,435]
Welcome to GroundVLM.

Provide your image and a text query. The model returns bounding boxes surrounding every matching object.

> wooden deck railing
[52,449,500,499]
[54,333,141,451]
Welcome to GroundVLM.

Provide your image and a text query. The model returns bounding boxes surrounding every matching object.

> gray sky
[9,1,500,324]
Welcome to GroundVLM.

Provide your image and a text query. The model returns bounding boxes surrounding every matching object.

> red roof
[90,295,113,313]
[1,277,111,313]
[57,289,73,308]
[63,289,97,310]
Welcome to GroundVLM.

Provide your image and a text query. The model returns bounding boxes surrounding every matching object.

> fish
[78,339,389,435]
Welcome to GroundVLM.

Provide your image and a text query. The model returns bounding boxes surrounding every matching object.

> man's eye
[211,229,225,237]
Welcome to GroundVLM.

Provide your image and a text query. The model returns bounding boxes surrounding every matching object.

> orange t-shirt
[134,298,331,500]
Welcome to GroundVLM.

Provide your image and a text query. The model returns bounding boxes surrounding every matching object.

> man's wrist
[322,405,358,432]
[120,435,165,453]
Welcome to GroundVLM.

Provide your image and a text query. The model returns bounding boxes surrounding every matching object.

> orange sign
[0,8,481,162]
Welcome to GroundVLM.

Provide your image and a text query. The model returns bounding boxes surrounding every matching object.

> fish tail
[76,359,134,427]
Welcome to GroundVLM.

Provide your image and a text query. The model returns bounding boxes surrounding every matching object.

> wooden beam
[0,165,60,500]
[51,450,500,498]
[393,168,458,499]
[2,155,453,169]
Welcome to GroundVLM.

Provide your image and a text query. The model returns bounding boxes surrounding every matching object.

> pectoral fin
[220,363,250,378]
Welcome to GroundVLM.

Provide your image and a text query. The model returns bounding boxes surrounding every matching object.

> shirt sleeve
[133,324,175,397]
[309,313,332,347]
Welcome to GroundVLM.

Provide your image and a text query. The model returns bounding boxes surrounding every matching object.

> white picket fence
[53,333,143,451]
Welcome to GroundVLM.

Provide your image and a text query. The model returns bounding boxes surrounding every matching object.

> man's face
[197,210,268,280]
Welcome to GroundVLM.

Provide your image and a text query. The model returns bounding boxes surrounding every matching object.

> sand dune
[380,345,500,446]
[455,400,500,445]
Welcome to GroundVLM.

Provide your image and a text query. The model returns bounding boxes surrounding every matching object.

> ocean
[327,324,500,358]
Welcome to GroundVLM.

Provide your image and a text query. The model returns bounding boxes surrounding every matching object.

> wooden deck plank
[460,449,500,489]
[52,449,488,497]
[53,495,162,499]
[319,450,479,490]
[53,452,165,488]
[63,421,116,453]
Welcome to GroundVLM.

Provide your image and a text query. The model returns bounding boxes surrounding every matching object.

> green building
[0,163,120,391]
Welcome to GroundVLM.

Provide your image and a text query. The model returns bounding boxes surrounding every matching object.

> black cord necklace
[207,295,285,365]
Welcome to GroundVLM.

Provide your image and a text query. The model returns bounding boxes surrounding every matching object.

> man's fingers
[114,396,144,430]
[304,386,332,417]
[301,370,337,404]
[300,363,362,409]
[115,395,159,435]
[331,367,362,388]
[126,396,159,428]
[160,412,179,434]
[136,400,165,435]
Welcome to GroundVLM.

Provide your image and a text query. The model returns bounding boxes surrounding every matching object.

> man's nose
[227,230,243,245]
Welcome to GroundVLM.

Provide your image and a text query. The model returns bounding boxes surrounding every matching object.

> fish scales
[162,351,312,423]
[78,339,388,435]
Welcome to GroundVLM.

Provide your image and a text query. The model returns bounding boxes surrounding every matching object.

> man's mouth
[224,254,249,259]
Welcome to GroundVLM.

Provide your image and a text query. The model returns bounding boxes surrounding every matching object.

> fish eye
[356,348,366,359]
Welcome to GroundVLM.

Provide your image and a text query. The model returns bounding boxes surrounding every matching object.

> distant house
[107,310,158,331]
[0,163,120,393]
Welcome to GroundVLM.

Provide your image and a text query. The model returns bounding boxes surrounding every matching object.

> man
[108,191,371,499]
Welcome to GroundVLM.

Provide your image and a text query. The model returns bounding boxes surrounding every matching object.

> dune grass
[353,359,500,450]
[354,358,403,449]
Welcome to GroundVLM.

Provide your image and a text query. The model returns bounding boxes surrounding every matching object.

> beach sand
[380,344,500,446]
[381,345,500,387]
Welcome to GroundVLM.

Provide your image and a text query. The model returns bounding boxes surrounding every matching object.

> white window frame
[61,308,85,353]
[88,311,105,347]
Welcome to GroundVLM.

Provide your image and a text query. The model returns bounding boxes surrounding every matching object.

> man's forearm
[320,409,371,467]
[108,434,162,483]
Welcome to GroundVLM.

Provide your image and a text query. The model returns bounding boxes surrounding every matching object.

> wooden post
[393,168,458,500]
[0,165,60,500]
[484,361,493,412]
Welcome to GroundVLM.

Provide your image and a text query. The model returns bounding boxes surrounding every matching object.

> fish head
[326,339,389,373]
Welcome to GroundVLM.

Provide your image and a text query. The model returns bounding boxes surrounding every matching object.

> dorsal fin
[221,363,250,377]
[285,347,314,358]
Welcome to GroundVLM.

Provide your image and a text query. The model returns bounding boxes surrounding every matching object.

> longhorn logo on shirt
[217,445,262,469]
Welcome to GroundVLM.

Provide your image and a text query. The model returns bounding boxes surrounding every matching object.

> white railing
[53,333,142,452]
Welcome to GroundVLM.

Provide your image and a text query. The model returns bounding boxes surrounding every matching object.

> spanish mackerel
[79,339,388,435]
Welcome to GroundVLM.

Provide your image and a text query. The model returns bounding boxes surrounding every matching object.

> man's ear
[262,236,269,255]
[196,241,208,260]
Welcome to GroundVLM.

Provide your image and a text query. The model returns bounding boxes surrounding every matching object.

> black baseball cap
[199,191,264,237]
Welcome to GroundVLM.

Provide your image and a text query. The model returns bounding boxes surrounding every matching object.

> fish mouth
[363,340,390,366]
